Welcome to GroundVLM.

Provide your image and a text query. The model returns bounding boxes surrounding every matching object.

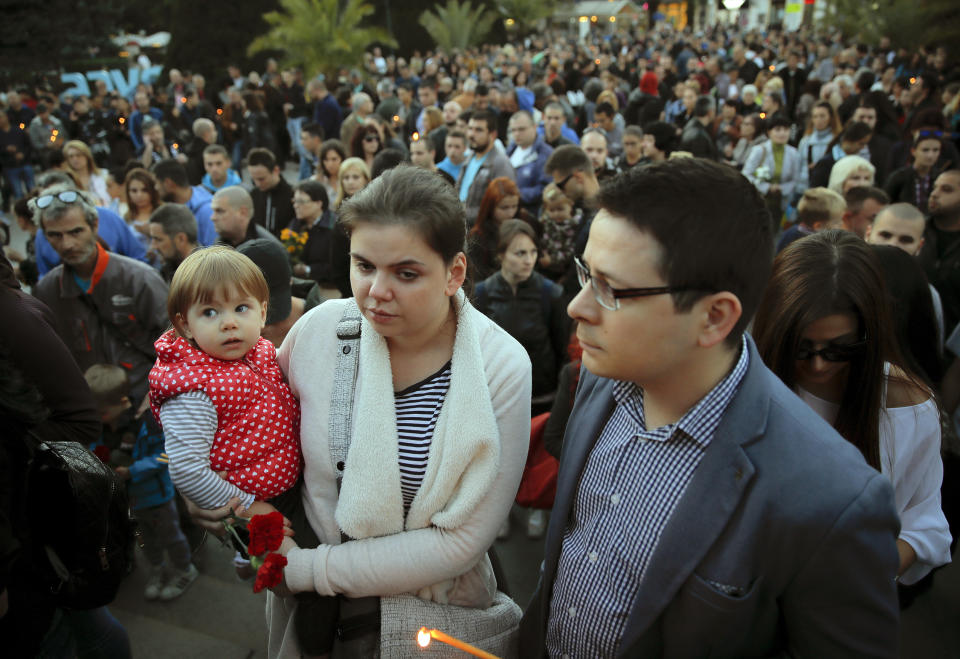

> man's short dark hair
[447,129,467,144]
[371,148,407,179]
[842,121,873,142]
[476,84,490,97]
[301,122,323,139]
[693,96,715,118]
[545,145,593,176]
[595,102,616,118]
[149,203,198,244]
[203,144,229,159]
[544,101,565,116]
[644,121,678,154]
[624,125,643,140]
[151,159,190,188]
[421,76,438,90]
[855,70,876,92]
[597,159,772,346]
[470,109,497,133]
[766,115,792,131]
[247,147,277,170]
[844,185,890,212]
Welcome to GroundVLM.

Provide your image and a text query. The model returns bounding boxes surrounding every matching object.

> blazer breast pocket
[686,571,763,614]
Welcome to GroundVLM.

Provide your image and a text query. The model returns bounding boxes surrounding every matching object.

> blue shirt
[437,157,464,182]
[459,152,488,202]
[36,206,148,277]
[547,336,750,657]
[187,186,216,246]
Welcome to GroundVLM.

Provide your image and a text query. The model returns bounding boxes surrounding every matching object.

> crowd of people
[1,16,958,658]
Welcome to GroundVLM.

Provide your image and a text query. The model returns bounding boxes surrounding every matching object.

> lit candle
[416,627,500,659]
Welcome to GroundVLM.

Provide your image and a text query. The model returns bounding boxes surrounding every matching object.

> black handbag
[24,433,138,610]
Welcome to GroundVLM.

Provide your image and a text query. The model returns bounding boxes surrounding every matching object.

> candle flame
[417,627,431,648]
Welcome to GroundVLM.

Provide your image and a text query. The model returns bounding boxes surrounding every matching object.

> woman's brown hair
[123,168,161,221]
[752,230,910,470]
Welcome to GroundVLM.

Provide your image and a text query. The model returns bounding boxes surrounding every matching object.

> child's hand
[239,501,295,537]
[114,466,131,480]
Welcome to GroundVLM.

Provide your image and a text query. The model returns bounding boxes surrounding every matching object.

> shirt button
[568,606,576,618]
[610,493,621,505]
[588,551,598,563]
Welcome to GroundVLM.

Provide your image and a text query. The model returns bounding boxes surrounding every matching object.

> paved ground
[108,504,958,658]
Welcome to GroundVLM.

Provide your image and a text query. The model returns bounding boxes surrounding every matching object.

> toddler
[147,246,334,657]
[84,364,196,601]
[538,183,583,281]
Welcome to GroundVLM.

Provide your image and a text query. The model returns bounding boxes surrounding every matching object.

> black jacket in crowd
[251,177,296,239]
[474,271,570,399]
[288,209,352,297]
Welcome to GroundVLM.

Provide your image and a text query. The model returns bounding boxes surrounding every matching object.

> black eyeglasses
[36,190,79,209]
[555,172,576,192]
[795,340,867,362]
[574,256,713,311]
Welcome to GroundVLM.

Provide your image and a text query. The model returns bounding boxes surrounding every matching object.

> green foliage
[496,0,558,33]
[418,0,499,51]
[248,0,397,79]
[824,0,960,49]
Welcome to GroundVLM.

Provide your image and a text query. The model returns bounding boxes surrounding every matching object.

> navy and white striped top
[395,361,452,512]
[547,336,750,658]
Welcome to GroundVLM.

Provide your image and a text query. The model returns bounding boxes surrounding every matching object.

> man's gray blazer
[519,336,901,658]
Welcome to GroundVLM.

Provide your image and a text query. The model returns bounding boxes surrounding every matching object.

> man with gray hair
[339,92,373,147]
[679,96,719,161]
[148,203,200,280]
[32,184,169,402]
[211,186,280,247]
[184,117,217,186]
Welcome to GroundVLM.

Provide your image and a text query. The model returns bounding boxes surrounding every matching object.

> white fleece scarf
[335,293,502,540]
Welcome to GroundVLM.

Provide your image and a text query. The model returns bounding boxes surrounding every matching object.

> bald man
[211,187,280,248]
[866,202,945,347]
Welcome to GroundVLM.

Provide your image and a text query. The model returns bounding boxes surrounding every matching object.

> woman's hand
[181,494,243,538]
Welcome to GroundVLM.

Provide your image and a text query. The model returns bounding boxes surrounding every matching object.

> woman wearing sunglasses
[753,230,951,591]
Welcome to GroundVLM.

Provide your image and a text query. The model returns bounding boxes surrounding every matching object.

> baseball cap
[237,239,292,324]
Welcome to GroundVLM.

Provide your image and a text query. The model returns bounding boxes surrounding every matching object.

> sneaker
[159,563,199,601]
[144,565,165,600]
[527,509,547,539]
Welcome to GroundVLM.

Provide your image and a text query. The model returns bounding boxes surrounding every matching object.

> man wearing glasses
[544,145,600,300]
[31,185,169,404]
[520,159,900,657]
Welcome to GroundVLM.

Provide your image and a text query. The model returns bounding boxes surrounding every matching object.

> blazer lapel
[618,339,771,650]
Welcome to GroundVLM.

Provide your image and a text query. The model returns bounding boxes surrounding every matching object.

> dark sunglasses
[556,172,576,191]
[36,190,79,209]
[796,340,867,362]
[363,134,380,142]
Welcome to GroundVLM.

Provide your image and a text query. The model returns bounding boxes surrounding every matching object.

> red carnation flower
[247,511,285,556]
[253,552,287,593]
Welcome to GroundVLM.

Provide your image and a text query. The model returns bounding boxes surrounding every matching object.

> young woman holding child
[188,166,531,657]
